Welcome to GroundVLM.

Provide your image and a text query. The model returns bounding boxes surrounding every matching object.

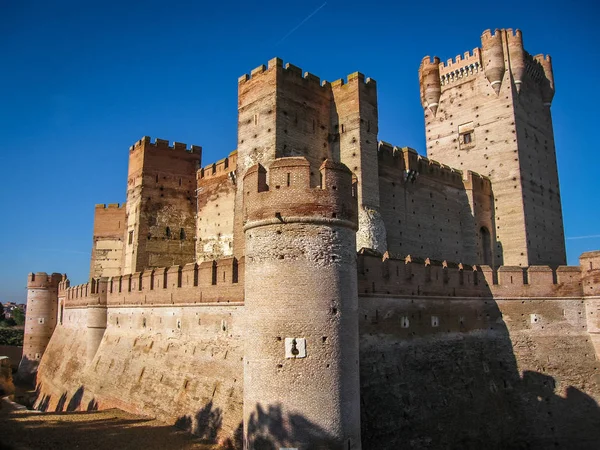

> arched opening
[480,226,492,266]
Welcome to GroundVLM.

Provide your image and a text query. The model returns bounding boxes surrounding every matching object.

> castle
[18,29,600,449]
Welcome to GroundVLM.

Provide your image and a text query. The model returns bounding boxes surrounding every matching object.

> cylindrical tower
[419,56,441,116]
[86,277,108,363]
[242,157,361,449]
[18,272,62,383]
[481,29,506,95]
[506,29,525,93]
[535,54,555,106]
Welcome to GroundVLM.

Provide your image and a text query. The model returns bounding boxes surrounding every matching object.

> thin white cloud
[566,234,600,240]
[276,2,328,45]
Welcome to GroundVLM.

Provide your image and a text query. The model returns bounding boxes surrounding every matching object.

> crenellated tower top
[243,157,357,231]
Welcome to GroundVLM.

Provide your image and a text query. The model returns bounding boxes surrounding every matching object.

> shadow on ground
[0,407,217,450]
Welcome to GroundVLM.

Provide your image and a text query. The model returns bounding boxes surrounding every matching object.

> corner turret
[419,56,442,115]
[534,54,555,105]
[481,29,506,95]
[506,29,525,93]
[18,272,63,383]
[242,156,361,448]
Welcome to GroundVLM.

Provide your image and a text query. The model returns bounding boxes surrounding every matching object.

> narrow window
[211,261,217,285]
[165,227,171,238]
[480,226,492,265]
[458,122,475,148]
[128,230,134,244]
[232,259,239,283]
[180,228,185,240]
[287,173,291,187]
[179,178,182,186]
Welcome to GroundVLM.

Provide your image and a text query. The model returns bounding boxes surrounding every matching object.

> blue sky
[1,0,598,303]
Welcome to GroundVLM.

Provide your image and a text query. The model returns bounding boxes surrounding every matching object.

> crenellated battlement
[330,71,376,89]
[242,157,357,229]
[238,57,376,93]
[129,136,202,154]
[481,28,502,41]
[94,203,125,210]
[378,142,480,190]
[439,48,481,74]
[419,56,440,70]
[463,170,493,195]
[198,151,237,180]
[239,57,330,89]
[505,28,522,39]
[357,251,584,299]
[439,49,481,86]
[62,257,244,308]
[27,272,63,289]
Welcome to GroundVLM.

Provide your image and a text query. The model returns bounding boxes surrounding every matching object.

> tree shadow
[244,403,341,450]
[175,400,222,443]
[66,386,84,412]
[0,408,213,450]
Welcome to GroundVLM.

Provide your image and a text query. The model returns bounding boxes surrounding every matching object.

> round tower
[18,272,62,383]
[481,29,506,95]
[506,29,525,93]
[242,157,361,449]
[86,277,108,363]
[535,54,555,106]
[419,56,441,116]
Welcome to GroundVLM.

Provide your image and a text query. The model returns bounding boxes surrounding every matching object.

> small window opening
[179,178,182,186]
[463,131,473,144]
[128,231,134,244]
[211,261,217,285]
[180,228,185,240]
[165,227,171,238]
[287,172,291,187]
[232,259,239,283]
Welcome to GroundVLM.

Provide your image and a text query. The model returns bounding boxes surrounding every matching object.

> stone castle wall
[35,304,244,444]
[32,253,600,448]
[196,153,237,262]
[90,203,126,278]
[377,143,494,265]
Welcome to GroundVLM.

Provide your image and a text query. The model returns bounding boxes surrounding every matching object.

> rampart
[357,250,582,298]
[129,136,202,155]
[63,257,244,308]
[198,151,237,180]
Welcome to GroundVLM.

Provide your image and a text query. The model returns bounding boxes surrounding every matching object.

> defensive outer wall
[18,28,600,449]
[24,250,600,448]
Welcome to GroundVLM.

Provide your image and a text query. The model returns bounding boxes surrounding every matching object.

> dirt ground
[0,405,220,450]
